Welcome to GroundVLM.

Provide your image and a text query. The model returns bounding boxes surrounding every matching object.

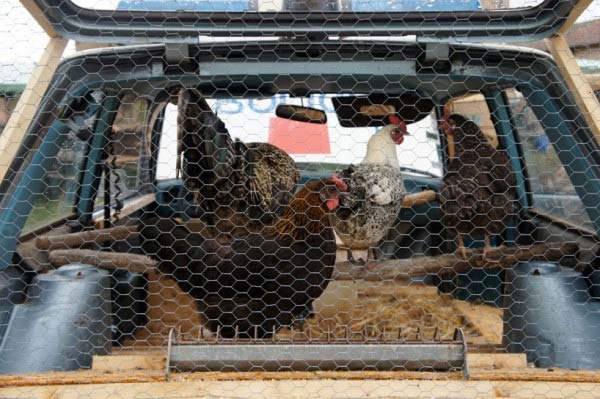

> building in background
[0,84,24,132]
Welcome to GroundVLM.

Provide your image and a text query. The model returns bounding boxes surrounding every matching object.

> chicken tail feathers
[178,88,256,207]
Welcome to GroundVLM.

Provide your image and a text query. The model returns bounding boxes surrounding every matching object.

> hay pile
[277,281,478,341]
[126,277,481,347]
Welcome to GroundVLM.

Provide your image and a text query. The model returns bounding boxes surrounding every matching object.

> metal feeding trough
[166,327,469,377]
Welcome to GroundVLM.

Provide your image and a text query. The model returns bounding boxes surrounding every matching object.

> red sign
[268,117,330,154]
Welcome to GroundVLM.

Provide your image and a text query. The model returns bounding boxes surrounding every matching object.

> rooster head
[441,113,470,139]
[321,176,348,211]
[386,114,409,145]
[440,106,468,135]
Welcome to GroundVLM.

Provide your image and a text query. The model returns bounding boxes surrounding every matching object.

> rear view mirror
[275,104,327,124]
[359,104,396,117]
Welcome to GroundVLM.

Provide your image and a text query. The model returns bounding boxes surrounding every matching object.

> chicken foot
[368,247,379,262]
[344,248,367,266]
[456,234,468,260]
[292,305,315,331]
[363,247,382,270]
[483,233,492,259]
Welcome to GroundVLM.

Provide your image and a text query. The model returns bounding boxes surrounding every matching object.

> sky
[1,0,600,84]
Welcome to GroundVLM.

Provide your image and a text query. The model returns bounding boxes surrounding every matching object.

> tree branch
[48,242,579,282]
[333,242,579,281]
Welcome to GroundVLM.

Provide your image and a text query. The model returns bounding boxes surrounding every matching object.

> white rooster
[331,115,408,264]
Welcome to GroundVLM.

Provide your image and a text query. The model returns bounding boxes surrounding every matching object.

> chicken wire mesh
[1,0,600,397]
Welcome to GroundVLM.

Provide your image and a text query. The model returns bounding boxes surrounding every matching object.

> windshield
[74,0,544,12]
[156,94,442,181]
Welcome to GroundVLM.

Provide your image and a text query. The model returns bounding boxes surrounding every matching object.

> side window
[23,124,89,233]
[110,94,148,192]
[156,102,179,181]
[95,94,148,206]
[506,88,593,230]
[23,93,148,232]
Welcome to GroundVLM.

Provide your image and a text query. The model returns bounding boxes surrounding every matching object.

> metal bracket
[165,43,191,63]
[165,327,175,381]
[456,328,470,380]
[425,42,450,63]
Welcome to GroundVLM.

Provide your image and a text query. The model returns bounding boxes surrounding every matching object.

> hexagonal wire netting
[1,0,600,396]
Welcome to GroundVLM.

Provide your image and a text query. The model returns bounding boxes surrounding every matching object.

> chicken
[439,113,517,259]
[138,177,347,338]
[331,116,408,263]
[178,88,300,238]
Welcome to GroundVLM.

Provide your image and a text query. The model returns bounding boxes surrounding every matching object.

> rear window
[156,94,442,180]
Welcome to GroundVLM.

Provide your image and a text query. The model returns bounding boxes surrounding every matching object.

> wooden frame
[0,1,69,181]
[585,74,600,91]
[19,0,59,38]
[547,34,600,146]
[0,36,67,184]
[557,0,594,35]
[547,0,600,147]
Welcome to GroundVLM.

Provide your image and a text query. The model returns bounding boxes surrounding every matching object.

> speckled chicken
[178,88,300,238]
[439,114,517,258]
[331,117,408,263]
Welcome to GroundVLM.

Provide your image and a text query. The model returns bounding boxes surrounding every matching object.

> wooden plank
[585,74,600,91]
[467,354,527,370]
[0,370,458,388]
[74,42,112,52]
[1,379,599,399]
[452,300,504,345]
[557,0,594,35]
[547,34,600,147]
[19,0,59,38]
[0,370,165,388]
[93,354,166,371]
[0,37,68,184]
[4,364,600,388]
[471,369,600,384]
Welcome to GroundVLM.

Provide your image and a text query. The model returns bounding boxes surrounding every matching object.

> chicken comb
[388,114,404,127]
[331,176,348,191]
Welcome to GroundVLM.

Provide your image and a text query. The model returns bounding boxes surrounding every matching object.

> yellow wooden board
[2,379,600,399]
